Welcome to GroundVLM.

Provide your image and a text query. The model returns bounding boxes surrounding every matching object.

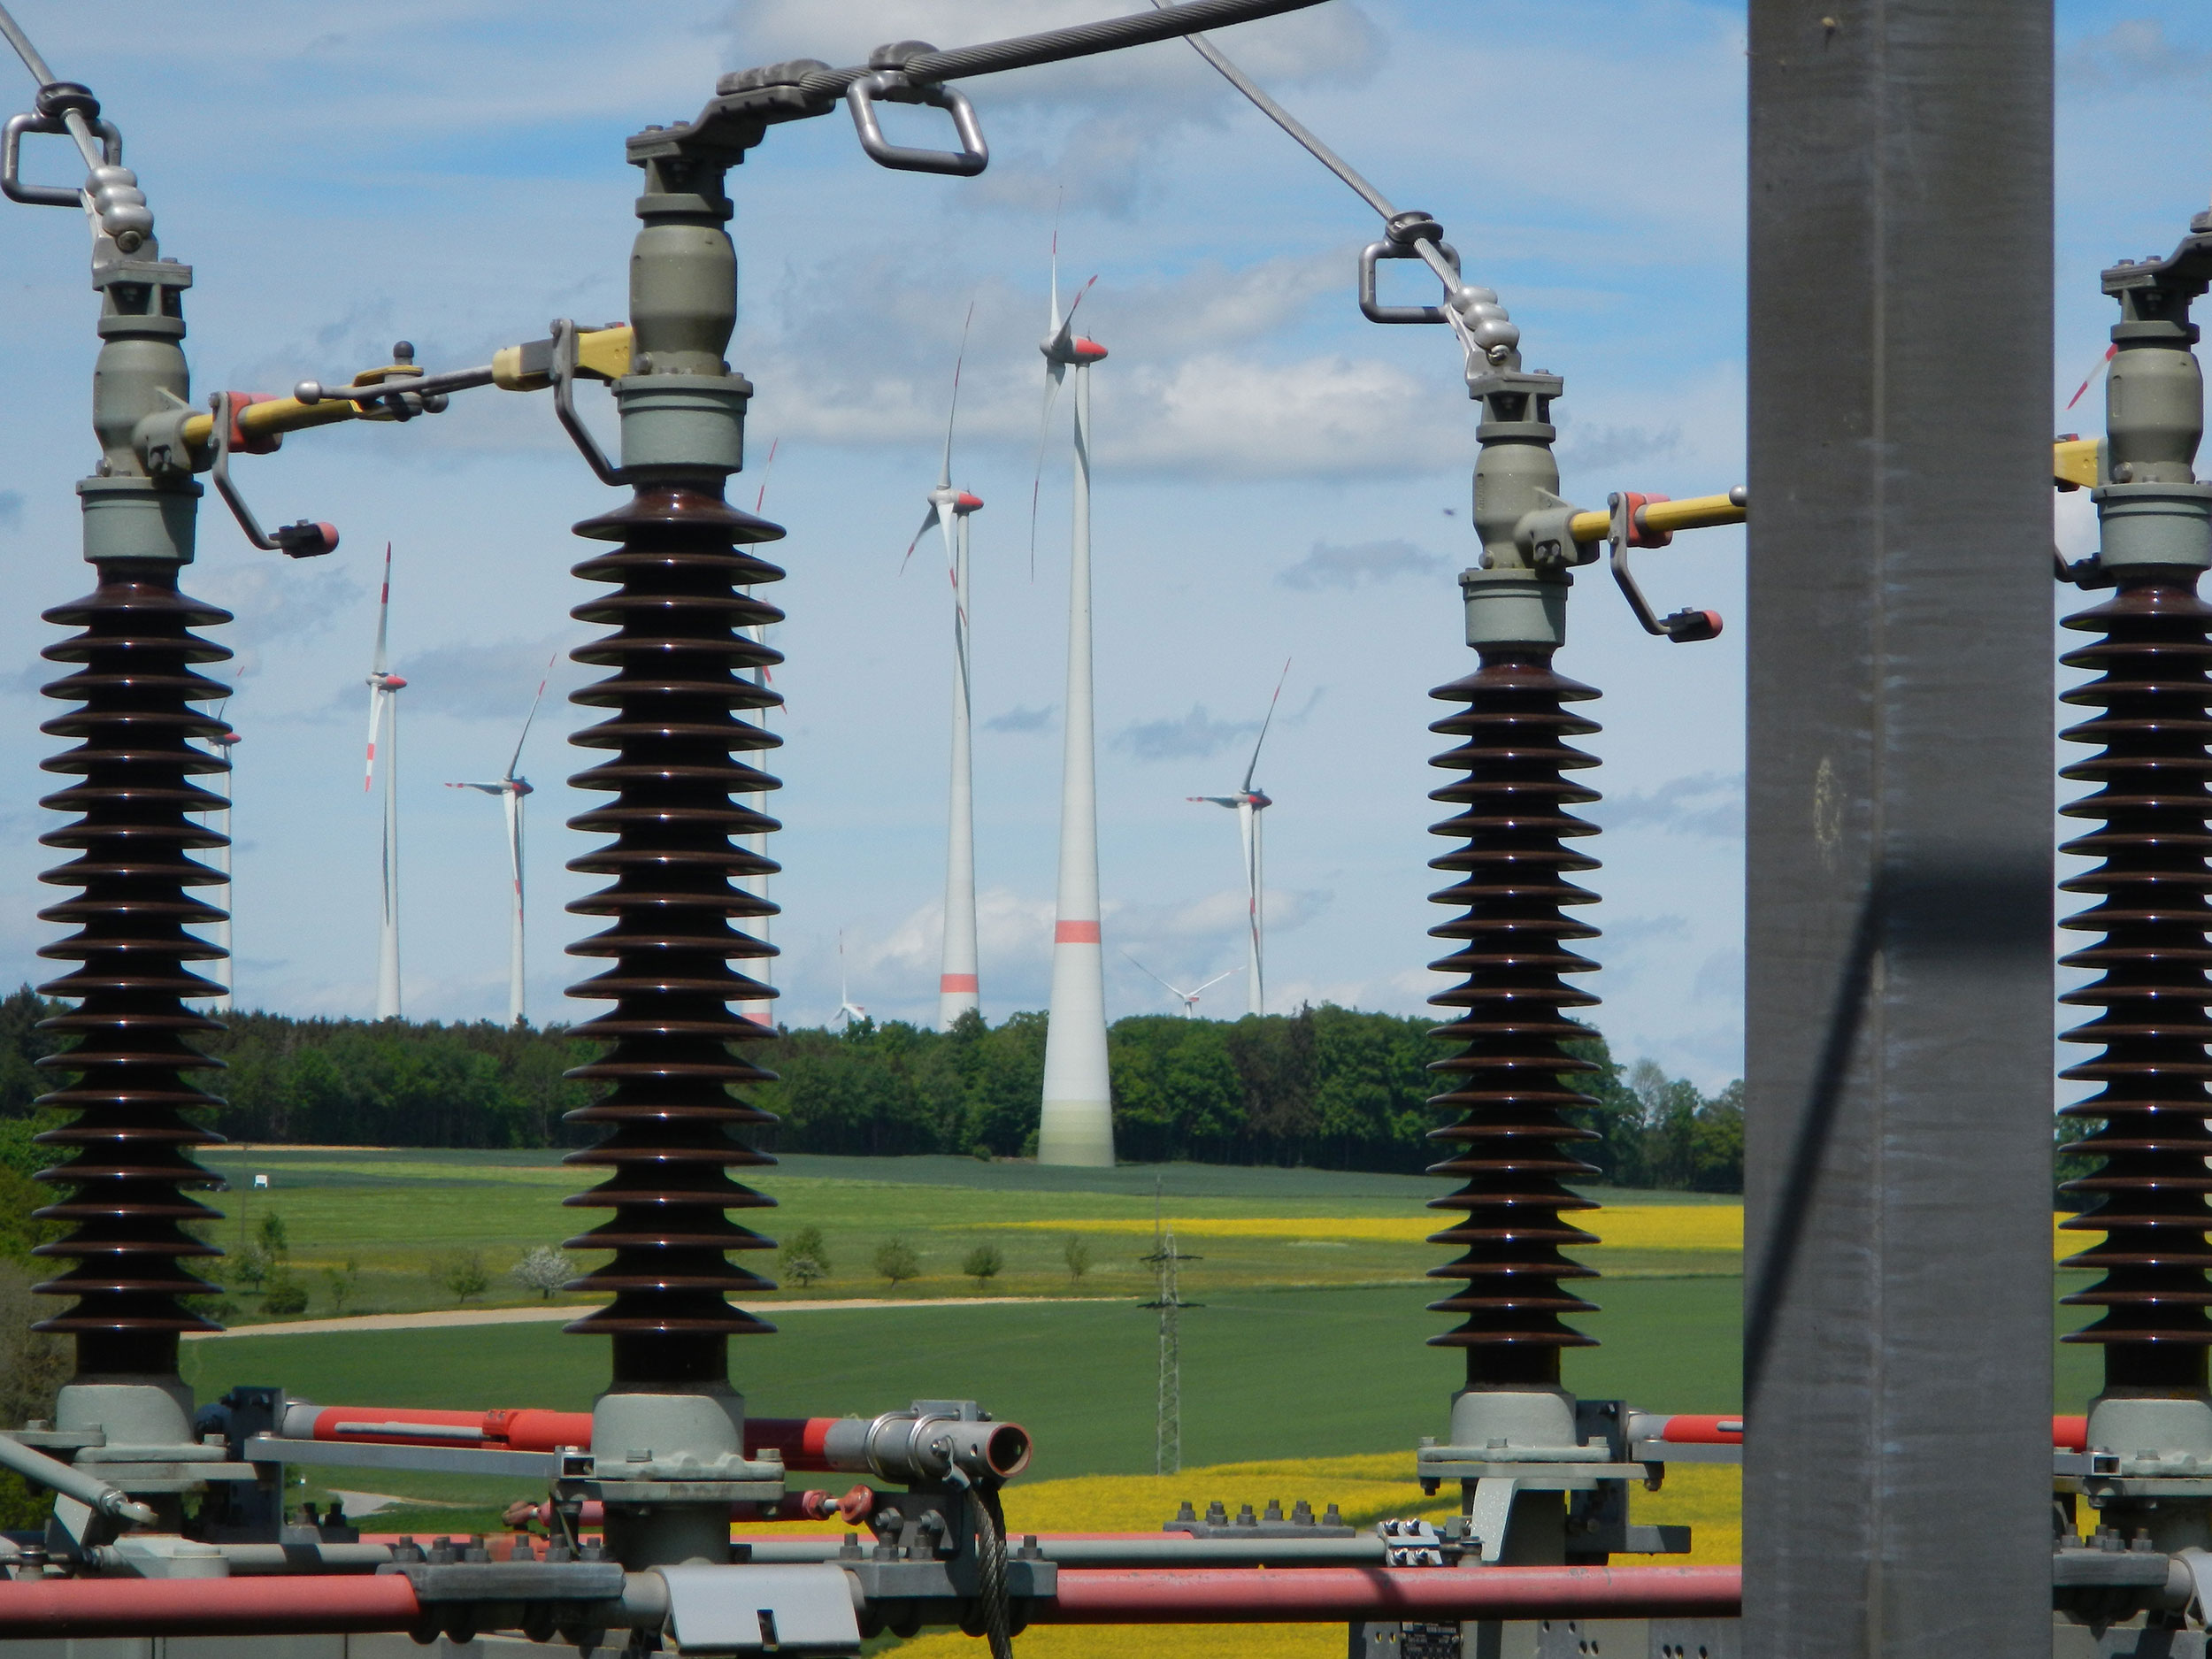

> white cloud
[2063,19,2212,88]
[1277,538,1442,591]
[1114,704,1256,762]
[1594,772,1742,839]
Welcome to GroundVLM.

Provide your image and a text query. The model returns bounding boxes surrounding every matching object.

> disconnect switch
[656,1563,862,1656]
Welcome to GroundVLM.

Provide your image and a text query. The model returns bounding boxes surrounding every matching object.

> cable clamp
[846,70,988,176]
[1609,490,1720,643]
[207,391,337,557]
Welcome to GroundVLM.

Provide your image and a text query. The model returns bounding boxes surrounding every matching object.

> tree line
[0,987,1747,1193]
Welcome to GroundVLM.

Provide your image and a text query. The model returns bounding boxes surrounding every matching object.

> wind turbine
[1033,234,1116,1168]
[447,655,553,1025]
[1189,659,1290,1018]
[1123,951,1240,1019]
[363,543,406,1020]
[831,930,867,1028]
[904,307,987,1031]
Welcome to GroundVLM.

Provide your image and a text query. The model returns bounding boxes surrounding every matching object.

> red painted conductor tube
[1037,1565,1742,1624]
[0,1575,421,1640]
[279,1404,1030,1480]
[1631,1411,2092,1451]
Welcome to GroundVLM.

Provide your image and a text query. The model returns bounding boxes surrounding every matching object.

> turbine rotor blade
[1026,365,1065,577]
[370,542,393,677]
[941,299,975,491]
[753,435,780,515]
[363,685,386,791]
[902,504,943,575]
[507,650,557,780]
[1241,656,1293,794]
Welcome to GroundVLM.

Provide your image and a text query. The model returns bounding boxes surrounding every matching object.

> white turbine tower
[364,543,406,1020]
[904,308,986,1030]
[1189,660,1289,1018]
[447,657,553,1025]
[1033,241,1116,1167]
[1123,952,1240,1019]
[832,930,867,1028]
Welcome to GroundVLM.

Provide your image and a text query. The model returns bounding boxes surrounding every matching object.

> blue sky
[0,2,2200,1092]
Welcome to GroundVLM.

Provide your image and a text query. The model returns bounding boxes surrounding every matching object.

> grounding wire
[1151,0,1465,303]
[0,4,108,177]
[1148,0,1394,219]
[780,0,1332,104]
[0,2,55,89]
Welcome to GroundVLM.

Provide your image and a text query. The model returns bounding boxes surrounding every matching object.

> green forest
[0,988,1746,1193]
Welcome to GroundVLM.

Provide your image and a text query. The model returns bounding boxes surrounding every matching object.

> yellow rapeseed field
[994,1209,2101,1261]
[891,1451,1741,1659]
[987,1206,1743,1251]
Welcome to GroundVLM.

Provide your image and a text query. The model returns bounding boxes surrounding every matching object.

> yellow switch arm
[1567,491,1747,545]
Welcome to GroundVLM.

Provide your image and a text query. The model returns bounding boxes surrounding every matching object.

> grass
[187,1146,1747,1325]
[182,1280,1745,1498]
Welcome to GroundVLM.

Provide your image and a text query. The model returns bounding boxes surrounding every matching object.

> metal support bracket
[205,392,337,557]
[1359,235,1463,324]
[1609,490,1720,642]
[549,318,627,486]
[845,71,988,176]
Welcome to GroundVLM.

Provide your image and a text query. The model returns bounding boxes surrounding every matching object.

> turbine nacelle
[368,672,406,692]
[954,490,984,514]
[1041,331,1109,367]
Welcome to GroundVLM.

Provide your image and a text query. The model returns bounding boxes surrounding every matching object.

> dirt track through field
[183,1294,1113,1340]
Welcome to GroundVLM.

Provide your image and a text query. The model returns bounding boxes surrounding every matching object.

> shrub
[443,1250,491,1302]
[962,1243,1003,1289]
[233,1244,272,1293]
[970,1142,994,1163]
[872,1237,921,1286]
[256,1212,289,1262]
[1062,1234,1092,1282]
[779,1225,830,1289]
[510,1246,575,1301]
[321,1259,360,1315]
[263,1272,309,1316]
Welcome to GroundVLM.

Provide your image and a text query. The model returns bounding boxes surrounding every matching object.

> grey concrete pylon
[1743,4,2053,1655]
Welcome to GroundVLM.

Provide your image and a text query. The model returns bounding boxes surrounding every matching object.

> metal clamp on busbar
[548,318,626,488]
[1609,489,1723,643]
[0,88,119,206]
[207,391,338,557]
[1358,234,1462,324]
[845,64,988,177]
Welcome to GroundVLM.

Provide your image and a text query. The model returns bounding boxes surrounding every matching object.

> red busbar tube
[283,1406,1028,1480]
[1038,1565,1742,1624]
[288,1405,849,1470]
[1632,1412,2092,1452]
[0,1565,1737,1637]
[0,1575,421,1640]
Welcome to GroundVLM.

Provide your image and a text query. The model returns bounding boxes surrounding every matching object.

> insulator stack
[30,558,231,1376]
[1423,647,1605,1386]
[2058,574,2212,1390]
[560,484,787,1387]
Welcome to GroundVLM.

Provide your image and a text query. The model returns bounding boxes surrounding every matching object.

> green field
[166,1148,2108,1537]
[190,1147,1738,1325]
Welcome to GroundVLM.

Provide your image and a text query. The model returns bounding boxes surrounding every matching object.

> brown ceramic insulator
[1423,647,1605,1387]
[2058,574,2212,1392]
[30,558,231,1376]
[559,485,787,1387]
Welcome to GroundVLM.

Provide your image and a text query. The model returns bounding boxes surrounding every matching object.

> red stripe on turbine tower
[1056,921,1102,943]
[940,973,979,993]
